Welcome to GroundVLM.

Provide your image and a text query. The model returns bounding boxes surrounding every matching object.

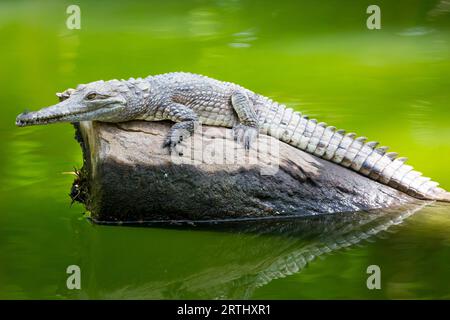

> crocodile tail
[256,100,449,202]
[432,190,450,202]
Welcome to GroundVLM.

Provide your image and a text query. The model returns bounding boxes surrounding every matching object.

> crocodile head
[15,80,139,127]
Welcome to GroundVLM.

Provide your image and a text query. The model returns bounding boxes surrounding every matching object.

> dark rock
[72,121,415,223]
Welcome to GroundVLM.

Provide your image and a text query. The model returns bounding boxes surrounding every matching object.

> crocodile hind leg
[231,91,259,149]
[162,103,199,154]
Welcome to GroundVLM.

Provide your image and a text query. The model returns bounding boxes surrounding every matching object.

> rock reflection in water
[75,202,428,299]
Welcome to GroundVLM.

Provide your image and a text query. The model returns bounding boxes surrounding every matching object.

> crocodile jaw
[15,101,122,127]
[16,109,88,126]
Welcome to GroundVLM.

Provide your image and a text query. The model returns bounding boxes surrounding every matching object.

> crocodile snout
[15,110,55,127]
[15,111,32,127]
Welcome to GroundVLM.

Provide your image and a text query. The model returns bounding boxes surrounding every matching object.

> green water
[1,0,450,299]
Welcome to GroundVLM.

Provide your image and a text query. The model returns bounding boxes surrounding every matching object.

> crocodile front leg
[161,103,199,154]
[231,91,259,150]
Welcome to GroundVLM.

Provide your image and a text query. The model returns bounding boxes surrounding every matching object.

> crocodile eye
[86,93,97,100]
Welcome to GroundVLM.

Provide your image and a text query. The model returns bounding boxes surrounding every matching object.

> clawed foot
[163,129,186,155]
[163,122,197,155]
[232,124,258,150]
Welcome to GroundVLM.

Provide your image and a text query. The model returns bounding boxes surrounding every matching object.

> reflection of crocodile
[69,202,429,299]
[16,73,449,201]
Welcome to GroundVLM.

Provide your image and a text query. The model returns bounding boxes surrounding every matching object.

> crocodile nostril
[15,113,31,126]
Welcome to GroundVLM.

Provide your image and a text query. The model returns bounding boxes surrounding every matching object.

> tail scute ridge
[262,104,447,202]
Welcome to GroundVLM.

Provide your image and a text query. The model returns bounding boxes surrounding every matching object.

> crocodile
[15,72,450,202]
